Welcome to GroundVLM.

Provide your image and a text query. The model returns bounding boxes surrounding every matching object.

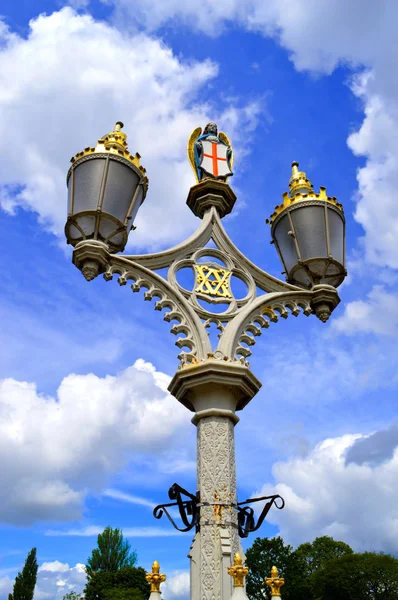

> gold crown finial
[227,553,249,587]
[146,561,166,593]
[114,121,124,132]
[265,566,285,597]
[289,161,313,197]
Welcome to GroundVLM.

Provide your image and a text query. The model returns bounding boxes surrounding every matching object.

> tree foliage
[62,593,83,600]
[8,548,38,600]
[84,566,150,600]
[246,536,301,600]
[86,527,138,580]
[312,552,398,600]
[246,536,354,600]
[295,535,353,577]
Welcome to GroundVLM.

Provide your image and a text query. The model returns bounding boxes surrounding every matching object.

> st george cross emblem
[200,140,232,179]
[187,123,234,182]
[194,264,232,298]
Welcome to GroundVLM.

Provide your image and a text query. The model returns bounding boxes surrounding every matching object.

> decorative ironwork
[153,483,199,533]
[154,486,284,539]
[236,494,285,538]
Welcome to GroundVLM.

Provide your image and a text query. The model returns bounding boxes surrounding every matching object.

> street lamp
[65,122,345,600]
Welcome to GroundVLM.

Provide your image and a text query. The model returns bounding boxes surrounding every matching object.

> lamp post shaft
[169,360,261,600]
[191,409,240,600]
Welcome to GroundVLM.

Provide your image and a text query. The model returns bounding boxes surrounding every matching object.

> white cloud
[0,577,13,600]
[257,429,398,553]
[35,562,86,600]
[103,488,156,508]
[332,285,398,336]
[0,359,189,525]
[104,0,398,269]
[162,570,190,600]
[0,562,87,600]
[0,562,190,600]
[45,525,183,537]
[0,8,262,250]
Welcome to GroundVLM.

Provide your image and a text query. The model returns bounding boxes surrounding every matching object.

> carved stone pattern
[197,417,238,600]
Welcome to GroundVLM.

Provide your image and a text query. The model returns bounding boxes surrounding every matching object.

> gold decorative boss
[194,264,232,298]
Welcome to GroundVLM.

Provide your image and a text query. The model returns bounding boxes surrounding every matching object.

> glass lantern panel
[309,258,329,281]
[72,159,105,213]
[291,267,311,288]
[68,224,82,240]
[98,215,117,240]
[128,185,143,225]
[75,215,95,236]
[292,205,327,260]
[108,232,124,247]
[102,160,140,222]
[273,213,298,273]
[328,208,344,265]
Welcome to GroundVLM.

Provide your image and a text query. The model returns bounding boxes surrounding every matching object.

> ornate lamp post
[65,122,346,600]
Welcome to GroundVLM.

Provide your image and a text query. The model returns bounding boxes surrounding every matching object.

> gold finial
[69,122,149,188]
[265,566,284,597]
[146,560,166,593]
[266,161,344,226]
[227,553,249,587]
[289,161,313,197]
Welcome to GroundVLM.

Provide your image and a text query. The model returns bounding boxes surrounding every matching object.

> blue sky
[1,1,398,598]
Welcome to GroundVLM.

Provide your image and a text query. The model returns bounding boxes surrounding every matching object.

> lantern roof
[267,162,344,225]
[69,121,148,187]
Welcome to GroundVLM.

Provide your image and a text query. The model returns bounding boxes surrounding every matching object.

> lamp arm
[104,254,212,363]
[217,289,316,362]
[210,210,298,294]
[122,207,215,270]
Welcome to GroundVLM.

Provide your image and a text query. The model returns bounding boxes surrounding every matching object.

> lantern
[267,162,346,290]
[65,122,148,254]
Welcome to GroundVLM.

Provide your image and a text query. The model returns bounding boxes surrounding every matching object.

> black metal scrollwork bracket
[154,485,284,538]
[153,483,199,533]
[236,494,285,538]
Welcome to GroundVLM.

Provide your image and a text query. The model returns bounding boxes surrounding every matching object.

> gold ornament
[265,566,284,597]
[267,162,343,225]
[146,561,166,593]
[194,264,232,298]
[227,553,249,587]
[70,122,148,188]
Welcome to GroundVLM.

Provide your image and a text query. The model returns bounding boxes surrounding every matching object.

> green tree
[312,552,398,600]
[294,535,353,577]
[246,535,354,600]
[9,548,38,600]
[102,589,145,600]
[84,566,150,600]
[62,593,83,600]
[86,527,138,580]
[246,536,304,600]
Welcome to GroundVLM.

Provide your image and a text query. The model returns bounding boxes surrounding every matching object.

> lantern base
[287,257,346,290]
[187,179,236,219]
[310,284,340,323]
[72,239,110,281]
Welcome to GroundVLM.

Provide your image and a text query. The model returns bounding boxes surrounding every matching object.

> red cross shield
[200,140,232,178]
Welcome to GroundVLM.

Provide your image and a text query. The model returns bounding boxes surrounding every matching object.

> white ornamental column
[169,360,261,600]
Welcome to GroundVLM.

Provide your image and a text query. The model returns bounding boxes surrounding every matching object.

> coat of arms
[187,122,234,183]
